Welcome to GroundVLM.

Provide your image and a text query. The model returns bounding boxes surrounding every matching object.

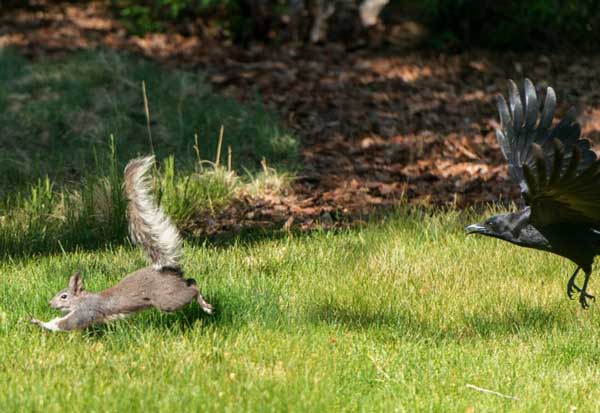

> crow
[466,79,600,309]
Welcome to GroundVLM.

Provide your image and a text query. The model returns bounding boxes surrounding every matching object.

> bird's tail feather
[123,156,182,270]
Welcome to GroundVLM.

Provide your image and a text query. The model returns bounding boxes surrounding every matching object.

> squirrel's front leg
[30,314,74,332]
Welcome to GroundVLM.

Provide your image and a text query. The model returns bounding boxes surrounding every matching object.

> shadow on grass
[309,300,569,340]
[80,303,220,338]
[188,226,292,250]
[0,225,293,263]
[67,287,569,338]
[0,217,351,263]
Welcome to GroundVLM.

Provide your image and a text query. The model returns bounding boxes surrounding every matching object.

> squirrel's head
[49,271,86,312]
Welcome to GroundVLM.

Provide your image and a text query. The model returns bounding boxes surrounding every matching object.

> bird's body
[467,79,600,308]
[540,224,600,271]
[477,207,600,267]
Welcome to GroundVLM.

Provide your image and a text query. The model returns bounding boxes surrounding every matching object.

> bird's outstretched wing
[496,79,600,225]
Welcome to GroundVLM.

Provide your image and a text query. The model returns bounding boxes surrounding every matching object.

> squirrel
[30,156,214,332]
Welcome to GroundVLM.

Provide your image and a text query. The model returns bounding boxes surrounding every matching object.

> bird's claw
[567,277,581,300]
[567,278,581,299]
[579,292,595,309]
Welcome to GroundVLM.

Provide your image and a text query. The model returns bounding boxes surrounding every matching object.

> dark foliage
[102,0,600,50]
[421,0,600,50]
[4,1,599,50]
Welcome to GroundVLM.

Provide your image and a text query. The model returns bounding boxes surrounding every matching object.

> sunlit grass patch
[2,209,599,411]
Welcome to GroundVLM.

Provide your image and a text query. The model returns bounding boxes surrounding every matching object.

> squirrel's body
[31,156,213,332]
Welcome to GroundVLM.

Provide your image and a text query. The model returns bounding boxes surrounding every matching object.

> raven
[466,79,600,309]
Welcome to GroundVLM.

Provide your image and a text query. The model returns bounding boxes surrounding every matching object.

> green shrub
[419,0,600,50]
[109,0,241,35]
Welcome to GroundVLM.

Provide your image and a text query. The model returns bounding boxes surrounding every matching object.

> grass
[0,142,291,258]
[0,48,298,195]
[2,208,600,412]
[0,48,296,258]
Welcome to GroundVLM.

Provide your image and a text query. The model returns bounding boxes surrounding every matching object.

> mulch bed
[4,2,600,232]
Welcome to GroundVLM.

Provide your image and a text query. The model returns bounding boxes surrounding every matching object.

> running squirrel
[30,156,214,331]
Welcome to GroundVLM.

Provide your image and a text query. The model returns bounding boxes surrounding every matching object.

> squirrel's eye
[60,294,68,299]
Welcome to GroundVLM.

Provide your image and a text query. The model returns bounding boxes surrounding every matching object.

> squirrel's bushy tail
[124,156,182,270]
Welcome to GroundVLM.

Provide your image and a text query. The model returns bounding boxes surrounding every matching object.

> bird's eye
[60,294,68,299]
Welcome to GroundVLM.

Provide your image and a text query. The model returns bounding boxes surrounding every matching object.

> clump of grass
[0,133,293,258]
[243,158,292,198]
[160,156,239,224]
[160,131,291,225]
[0,139,127,257]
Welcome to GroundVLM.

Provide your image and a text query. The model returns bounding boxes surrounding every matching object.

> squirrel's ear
[68,271,84,295]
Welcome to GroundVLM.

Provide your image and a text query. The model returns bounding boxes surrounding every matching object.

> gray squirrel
[30,156,213,331]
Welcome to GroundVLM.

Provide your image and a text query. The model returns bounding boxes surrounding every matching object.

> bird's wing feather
[524,143,600,225]
[496,79,593,193]
[495,79,600,225]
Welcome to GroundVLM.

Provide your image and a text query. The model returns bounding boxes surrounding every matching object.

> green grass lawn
[2,209,600,412]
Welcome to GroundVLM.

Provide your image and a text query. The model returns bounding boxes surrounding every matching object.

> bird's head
[465,213,520,242]
[465,208,549,250]
[465,215,510,238]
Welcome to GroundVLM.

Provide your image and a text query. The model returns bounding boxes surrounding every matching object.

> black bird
[466,79,600,309]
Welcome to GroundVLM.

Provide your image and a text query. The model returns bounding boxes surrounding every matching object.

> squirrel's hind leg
[152,277,214,315]
[196,292,214,315]
[187,278,214,315]
[153,277,197,312]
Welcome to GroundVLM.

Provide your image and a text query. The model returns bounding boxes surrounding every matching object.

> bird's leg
[578,270,595,310]
[567,267,581,299]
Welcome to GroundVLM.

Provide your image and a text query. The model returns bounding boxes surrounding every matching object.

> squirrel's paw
[29,316,43,326]
[202,303,214,315]
[198,297,214,315]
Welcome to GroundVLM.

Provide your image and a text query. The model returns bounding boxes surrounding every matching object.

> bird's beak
[465,224,487,235]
